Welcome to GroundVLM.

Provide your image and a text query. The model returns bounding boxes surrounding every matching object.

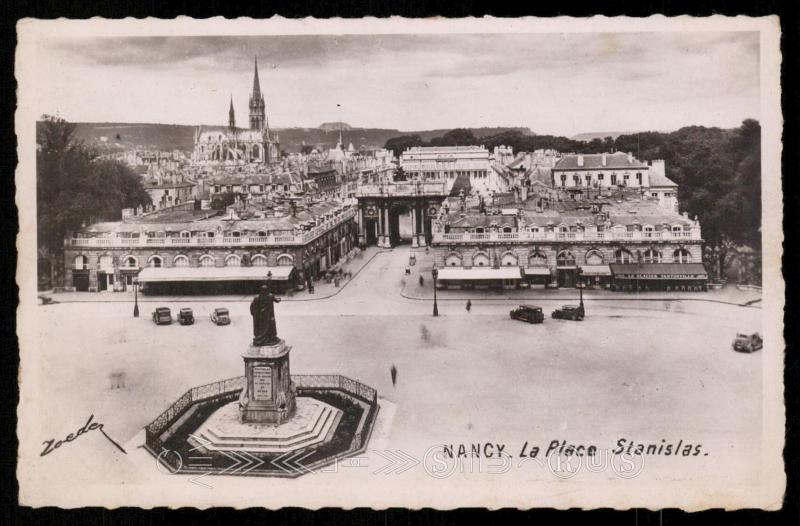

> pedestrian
[466,299,472,312]
[419,275,424,287]
[390,364,398,387]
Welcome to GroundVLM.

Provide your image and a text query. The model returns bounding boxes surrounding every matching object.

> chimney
[628,152,634,163]
[577,154,584,167]
[602,153,607,166]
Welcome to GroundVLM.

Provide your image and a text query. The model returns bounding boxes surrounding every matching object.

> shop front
[436,267,523,290]
[609,263,708,292]
[579,265,612,289]
[523,267,551,288]
[136,266,297,295]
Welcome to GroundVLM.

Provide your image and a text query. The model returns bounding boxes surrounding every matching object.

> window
[585,250,604,265]
[529,252,547,267]
[200,255,215,267]
[276,254,294,266]
[180,231,190,238]
[474,228,485,234]
[585,175,592,186]
[149,255,163,268]
[643,249,662,263]
[611,174,617,185]
[501,252,518,266]
[643,226,654,237]
[73,255,88,270]
[502,227,513,233]
[673,249,692,263]
[598,173,604,181]
[636,173,642,185]
[473,253,490,267]
[556,251,576,266]
[445,253,462,267]
[121,256,138,268]
[225,254,241,266]
[256,231,267,237]
[173,255,190,267]
[251,254,268,267]
[613,248,633,264]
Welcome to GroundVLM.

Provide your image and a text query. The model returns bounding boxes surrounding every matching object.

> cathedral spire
[252,56,261,97]
[249,56,266,131]
[228,95,236,129]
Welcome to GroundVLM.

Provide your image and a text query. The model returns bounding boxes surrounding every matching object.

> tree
[384,134,425,158]
[37,115,151,288]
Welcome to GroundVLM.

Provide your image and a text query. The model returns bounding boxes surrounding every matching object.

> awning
[580,265,611,276]
[437,267,523,281]
[523,267,551,276]
[137,266,294,283]
[609,263,708,280]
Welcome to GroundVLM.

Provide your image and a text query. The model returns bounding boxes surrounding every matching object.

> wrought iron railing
[144,373,377,454]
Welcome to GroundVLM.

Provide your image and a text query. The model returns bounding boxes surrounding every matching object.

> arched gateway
[355,180,448,248]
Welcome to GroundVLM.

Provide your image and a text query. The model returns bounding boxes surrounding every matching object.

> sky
[31,32,760,137]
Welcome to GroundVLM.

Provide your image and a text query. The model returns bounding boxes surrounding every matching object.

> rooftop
[553,152,648,171]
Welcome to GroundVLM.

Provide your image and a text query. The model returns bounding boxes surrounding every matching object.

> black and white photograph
[14,16,785,509]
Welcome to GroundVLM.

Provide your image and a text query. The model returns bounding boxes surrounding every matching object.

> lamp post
[431,265,439,317]
[132,278,140,318]
[577,266,584,309]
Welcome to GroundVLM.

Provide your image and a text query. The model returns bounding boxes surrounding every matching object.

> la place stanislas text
[442,439,708,459]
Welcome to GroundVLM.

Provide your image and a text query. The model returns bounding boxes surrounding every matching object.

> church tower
[249,57,266,131]
[228,95,236,130]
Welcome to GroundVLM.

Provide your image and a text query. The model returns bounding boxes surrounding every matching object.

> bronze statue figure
[250,283,282,346]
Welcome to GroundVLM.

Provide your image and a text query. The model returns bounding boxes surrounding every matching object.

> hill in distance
[61,122,535,154]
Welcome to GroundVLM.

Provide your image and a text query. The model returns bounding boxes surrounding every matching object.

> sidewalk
[41,246,391,304]
[400,248,762,307]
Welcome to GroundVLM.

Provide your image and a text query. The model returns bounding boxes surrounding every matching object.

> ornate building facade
[192,57,280,166]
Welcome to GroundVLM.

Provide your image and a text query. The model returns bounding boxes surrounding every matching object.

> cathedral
[192,57,280,166]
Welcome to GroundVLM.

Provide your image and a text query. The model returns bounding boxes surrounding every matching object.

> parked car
[178,308,194,325]
[552,304,585,321]
[732,332,763,353]
[510,304,544,324]
[210,308,231,325]
[151,307,172,325]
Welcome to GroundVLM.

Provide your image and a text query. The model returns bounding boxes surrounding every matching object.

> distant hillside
[57,122,534,154]
[318,122,352,132]
[570,131,631,142]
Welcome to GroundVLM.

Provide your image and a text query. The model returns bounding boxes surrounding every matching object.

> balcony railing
[66,208,357,249]
[433,229,702,243]
[356,182,447,197]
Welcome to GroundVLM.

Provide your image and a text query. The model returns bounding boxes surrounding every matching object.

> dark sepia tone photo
[15,17,784,509]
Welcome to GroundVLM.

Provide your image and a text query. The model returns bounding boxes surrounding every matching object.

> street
[22,245,764,504]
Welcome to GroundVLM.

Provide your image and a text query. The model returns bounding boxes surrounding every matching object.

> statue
[250,281,282,346]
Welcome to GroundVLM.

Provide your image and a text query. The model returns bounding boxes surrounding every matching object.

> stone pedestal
[238,339,296,425]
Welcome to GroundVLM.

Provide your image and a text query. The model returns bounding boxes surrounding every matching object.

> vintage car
[510,304,545,324]
[732,332,763,353]
[151,307,172,325]
[210,308,231,326]
[177,308,195,326]
[551,304,585,321]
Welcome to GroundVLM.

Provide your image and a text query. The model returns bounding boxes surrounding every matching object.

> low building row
[430,194,707,292]
[63,200,358,294]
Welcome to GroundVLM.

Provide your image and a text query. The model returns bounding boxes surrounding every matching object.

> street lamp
[431,265,439,317]
[132,277,140,317]
[577,266,584,309]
